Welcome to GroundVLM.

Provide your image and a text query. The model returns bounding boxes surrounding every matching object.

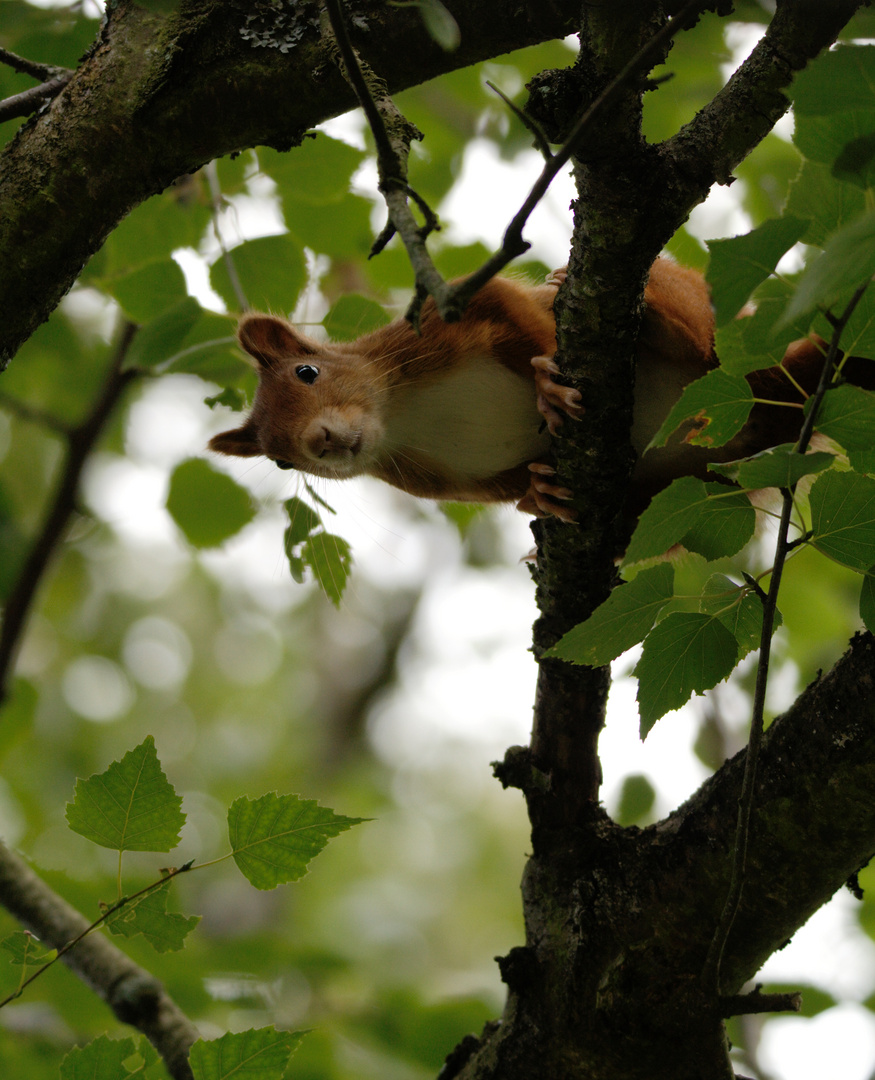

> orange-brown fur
[208,258,864,517]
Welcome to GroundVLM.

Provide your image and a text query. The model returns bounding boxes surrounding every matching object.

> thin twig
[0,841,197,1080]
[0,46,70,81]
[325,0,707,326]
[322,0,447,328]
[485,80,553,161]
[701,281,871,998]
[0,73,74,123]
[0,321,139,706]
[0,861,195,1009]
[445,0,709,315]
[205,161,249,312]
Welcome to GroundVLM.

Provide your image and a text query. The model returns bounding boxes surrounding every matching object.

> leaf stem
[702,280,871,997]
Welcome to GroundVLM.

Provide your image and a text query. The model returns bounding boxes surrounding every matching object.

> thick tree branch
[0,0,580,366]
[0,842,198,1080]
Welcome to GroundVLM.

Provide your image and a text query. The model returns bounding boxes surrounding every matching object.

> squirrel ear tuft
[238,314,317,370]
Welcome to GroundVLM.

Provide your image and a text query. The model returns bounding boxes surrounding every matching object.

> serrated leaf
[323,294,391,341]
[707,217,809,326]
[680,485,756,560]
[809,470,875,571]
[211,235,307,314]
[710,444,835,488]
[784,211,875,324]
[635,613,738,736]
[167,458,255,549]
[420,0,460,50]
[648,369,754,451]
[699,573,781,656]
[623,476,708,565]
[1,932,56,966]
[302,532,352,606]
[283,497,322,549]
[228,793,365,890]
[547,563,675,667]
[189,1028,306,1080]
[105,881,199,953]
[66,736,184,853]
[60,1034,137,1080]
[714,276,819,377]
[785,159,867,247]
[813,383,875,453]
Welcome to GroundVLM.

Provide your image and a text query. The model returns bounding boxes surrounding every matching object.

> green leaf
[809,470,875,571]
[258,137,366,205]
[707,216,809,326]
[785,160,867,247]
[623,476,708,565]
[714,276,819,377]
[699,573,781,656]
[283,497,322,549]
[680,485,756,560]
[60,1035,137,1080]
[812,384,875,454]
[125,297,202,371]
[323,294,391,341]
[204,386,247,411]
[210,235,307,314]
[104,881,199,953]
[790,45,875,115]
[547,563,675,667]
[614,774,656,826]
[784,211,875,324]
[709,444,836,488]
[302,532,353,606]
[1,932,56,966]
[228,792,365,890]
[635,613,739,736]
[419,0,461,51]
[104,259,189,323]
[648,368,754,451]
[860,570,875,632]
[65,736,185,853]
[189,1027,306,1080]
[166,458,255,549]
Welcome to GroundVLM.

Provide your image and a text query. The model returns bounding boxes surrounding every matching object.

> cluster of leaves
[551,45,875,733]
[1,735,362,1077]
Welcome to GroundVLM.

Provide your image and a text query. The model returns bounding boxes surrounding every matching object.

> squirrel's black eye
[275,460,296,471]
[295,364,319,385]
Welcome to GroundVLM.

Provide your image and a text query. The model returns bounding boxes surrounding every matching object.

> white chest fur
[384,358,551,478]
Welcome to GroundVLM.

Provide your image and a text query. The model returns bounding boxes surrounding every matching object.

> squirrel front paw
[532,355,583,435]
[516,462,577,522]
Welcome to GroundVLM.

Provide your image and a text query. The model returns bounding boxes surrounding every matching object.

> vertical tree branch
[0,322,139,705]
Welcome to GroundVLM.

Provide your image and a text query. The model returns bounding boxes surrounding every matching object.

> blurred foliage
[2,3,875,1079]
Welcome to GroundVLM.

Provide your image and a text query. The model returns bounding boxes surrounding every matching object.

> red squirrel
[207,258,839,518]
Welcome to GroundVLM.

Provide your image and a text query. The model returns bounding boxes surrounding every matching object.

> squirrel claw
[516,462,578,522]
[545,266,567,288]
[532,355,583,434]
